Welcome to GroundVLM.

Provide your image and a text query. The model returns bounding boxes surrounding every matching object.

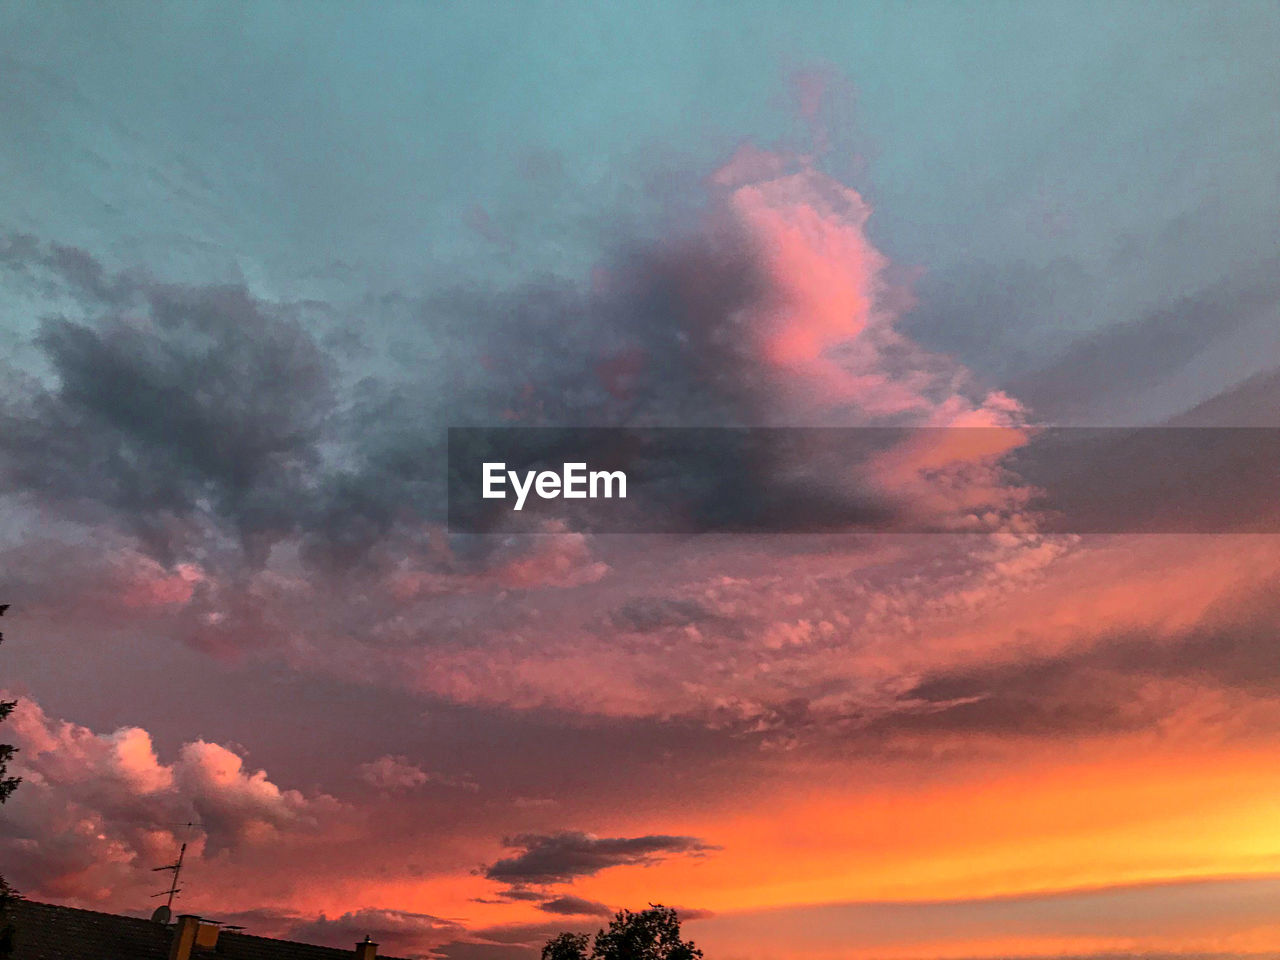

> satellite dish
[151,905,172,925]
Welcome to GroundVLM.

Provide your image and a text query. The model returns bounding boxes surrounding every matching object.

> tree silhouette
[543,906,702,960]
[0,602,19,957]
[0,604,19,804]
[542,932,590,960]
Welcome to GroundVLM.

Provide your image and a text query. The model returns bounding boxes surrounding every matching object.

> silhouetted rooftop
[2,898,409,960]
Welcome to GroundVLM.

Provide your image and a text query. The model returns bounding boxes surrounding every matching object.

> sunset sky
[2,2,1280,958]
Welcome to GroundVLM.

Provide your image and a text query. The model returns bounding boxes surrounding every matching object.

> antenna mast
[147,821,201,924]
[152,841,187,909]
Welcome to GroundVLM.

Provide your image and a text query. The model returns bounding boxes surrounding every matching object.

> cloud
[281,908,466,960]
[1005,258,1280,424]
[1,128,1033,564]
[464,920,598,948]
[483,832,716,887]
[209,906,467,960]
[1169,364,1280,426]
[0,695,347,903]
[536,896,614,918]
[357,755,479,794]
[0,132,1044,692]
[608,597,719,634]
[358,755,431,791]
[3,18,1280,960]
[885,577,1280,742]
[0,262,335,566]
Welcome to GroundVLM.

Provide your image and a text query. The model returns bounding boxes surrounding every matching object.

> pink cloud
[387,526,609,602]
[0,696,347,904]
[357,756,479,794]
[710,146,1023,435]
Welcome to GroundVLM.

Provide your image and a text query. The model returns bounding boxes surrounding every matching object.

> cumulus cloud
[0,696,347,903]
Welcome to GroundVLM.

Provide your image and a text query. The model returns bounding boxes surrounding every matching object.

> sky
[1,2,1280,958]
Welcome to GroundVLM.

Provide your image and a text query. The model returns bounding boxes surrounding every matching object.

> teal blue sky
[3,1,1277,349]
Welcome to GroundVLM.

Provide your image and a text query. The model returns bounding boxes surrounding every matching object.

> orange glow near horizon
[279,735,1280,958]
[574,740,1280,911]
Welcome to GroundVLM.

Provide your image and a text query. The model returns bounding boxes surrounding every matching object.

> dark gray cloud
[323,219,831,553]
[0,202,880,570]
[472,890,548,904]
[886,659,1148,740]
[8,226,1276,575]
[0,213,775,569]
[536,896,615,918]
[0,250,335,565]
[484,832,715,886]
[0,234,136,306]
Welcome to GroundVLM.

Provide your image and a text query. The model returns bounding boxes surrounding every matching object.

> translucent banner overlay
[447,427,1280,534]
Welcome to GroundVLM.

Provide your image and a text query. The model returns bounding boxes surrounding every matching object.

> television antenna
[151,841,187,912]
[149,820,200,921]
